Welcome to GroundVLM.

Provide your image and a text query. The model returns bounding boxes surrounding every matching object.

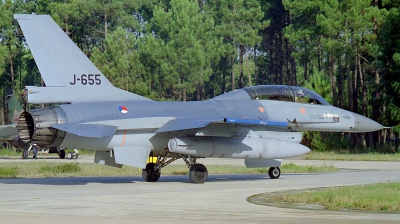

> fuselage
[17,86,383,152]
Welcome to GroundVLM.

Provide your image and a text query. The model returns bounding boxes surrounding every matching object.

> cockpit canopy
[243,85,330,105]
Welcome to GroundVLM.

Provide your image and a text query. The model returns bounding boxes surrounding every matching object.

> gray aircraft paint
[14,14,112,87]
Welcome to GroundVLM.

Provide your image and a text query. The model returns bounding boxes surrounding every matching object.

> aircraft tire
[142,163,161,182]
[189,164,208,184]
[22,149,28,159]
[268,167,281,179]
[59,150,65,159]
[67,152,73,159]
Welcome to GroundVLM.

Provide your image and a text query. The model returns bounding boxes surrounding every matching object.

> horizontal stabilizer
[113,146,151,169]
[24,86,150,104]
[156,118,218,133]
[51,123,117,138]
[0,125,18,138]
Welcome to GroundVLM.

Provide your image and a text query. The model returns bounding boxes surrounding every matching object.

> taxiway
[0,157,399,223]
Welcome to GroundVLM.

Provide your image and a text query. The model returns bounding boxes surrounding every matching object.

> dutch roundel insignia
[118,106,128,114]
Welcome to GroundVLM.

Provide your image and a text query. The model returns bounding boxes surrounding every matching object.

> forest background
[1,0,400,153]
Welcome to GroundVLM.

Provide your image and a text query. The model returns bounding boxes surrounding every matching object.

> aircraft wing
[155,117,298,134]
[155,118,220,133]
[51,123,118,138]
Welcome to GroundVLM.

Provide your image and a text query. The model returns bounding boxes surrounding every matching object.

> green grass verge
[39,163,81,175]
[0,148,95,157]
[0,148,21,156]
[305,151,400,161]
[0,166,18,178]
[0,161,338,178]
[281,162,338,173]
[261,182,400,212]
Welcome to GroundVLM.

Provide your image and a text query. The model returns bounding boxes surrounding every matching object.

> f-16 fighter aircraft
[12,14,384,183]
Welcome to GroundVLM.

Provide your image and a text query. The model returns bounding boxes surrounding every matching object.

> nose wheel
[268,167,281,179]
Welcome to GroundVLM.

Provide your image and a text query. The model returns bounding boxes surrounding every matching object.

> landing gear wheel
[59,150,65,159]
[67,152,73,159]
[189,164,208,184]
[22,149,28,159]
[142,163,161,182]
[268,167,281,179]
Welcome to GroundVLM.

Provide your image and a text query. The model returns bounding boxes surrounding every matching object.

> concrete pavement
[0,157,400,223]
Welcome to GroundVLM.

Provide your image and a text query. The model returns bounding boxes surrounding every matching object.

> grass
[305,151,400,161]
[0,161,338,178]
[39,163,81,175]
[281,162,338,173]
[0,148,95,157]
[0,166,18,178]
[260,182,400,212]
[0,148,21,156]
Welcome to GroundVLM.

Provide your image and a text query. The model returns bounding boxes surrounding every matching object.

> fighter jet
[12,14,384,183]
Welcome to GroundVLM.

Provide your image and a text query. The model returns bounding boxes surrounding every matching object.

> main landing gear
[142,154,281,183]
[142,163,161,182]
[188,164,208,184]
[141,154,209,184]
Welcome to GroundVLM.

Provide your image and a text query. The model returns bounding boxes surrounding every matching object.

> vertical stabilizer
[14,14,113,87]
[14,14,151,103]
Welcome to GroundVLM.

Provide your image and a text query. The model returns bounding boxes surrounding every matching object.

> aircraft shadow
[0,173,316,186]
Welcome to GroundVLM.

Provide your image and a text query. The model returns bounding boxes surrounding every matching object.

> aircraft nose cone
[352,113,383,132]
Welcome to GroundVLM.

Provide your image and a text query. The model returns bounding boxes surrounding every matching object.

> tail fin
[14,14,112,87]
[14,14,151,103]
[7,94,23,124]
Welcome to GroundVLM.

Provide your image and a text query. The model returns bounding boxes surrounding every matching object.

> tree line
[1,0,400,152]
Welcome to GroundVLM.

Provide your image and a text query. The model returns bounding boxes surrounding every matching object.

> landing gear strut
[183,155,208,184]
